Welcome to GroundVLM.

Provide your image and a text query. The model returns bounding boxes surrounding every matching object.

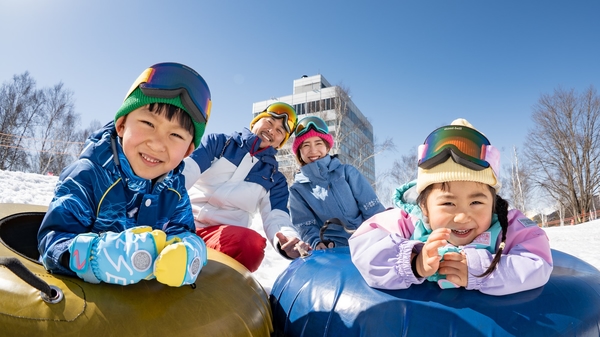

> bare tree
[0,72,44,171]
[374,150,417,208]
[389,150,418,187]
[525,86,600,224]
[75,119,103,154]
[33,83,81,174]
[501,146,534,213]
[326,85,395,188]
[1,72,88,174]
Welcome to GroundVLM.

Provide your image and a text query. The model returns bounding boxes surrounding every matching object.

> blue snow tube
[270,247,600,337]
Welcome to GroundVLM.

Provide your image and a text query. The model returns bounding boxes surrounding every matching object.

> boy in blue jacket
[38,62,210,287]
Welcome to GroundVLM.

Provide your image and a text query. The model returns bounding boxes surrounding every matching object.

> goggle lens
[266,102,297,133]
[418,125,500,177]
[295,116,329,137]
[125,63,212,124]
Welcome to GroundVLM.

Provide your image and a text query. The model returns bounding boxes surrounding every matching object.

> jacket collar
[295,155,340,183]
[229,128,279,167]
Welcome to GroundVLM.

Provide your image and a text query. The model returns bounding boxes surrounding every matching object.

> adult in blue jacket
[37,63,209,287]
[182,102,311,272]
[289,116,386,250]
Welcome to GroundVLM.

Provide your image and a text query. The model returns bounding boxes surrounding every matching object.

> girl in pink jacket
[349,119,553,296]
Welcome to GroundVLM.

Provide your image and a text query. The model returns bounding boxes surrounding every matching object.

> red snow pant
[196,225,267,272]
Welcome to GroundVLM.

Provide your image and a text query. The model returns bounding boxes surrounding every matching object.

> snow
[1,169,599,293]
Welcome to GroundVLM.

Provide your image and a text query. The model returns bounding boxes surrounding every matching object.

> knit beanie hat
[292,128,335,160]
[114,88,205,149]
[416,118,501,195]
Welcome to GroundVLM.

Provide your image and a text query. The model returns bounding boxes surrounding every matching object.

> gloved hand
[69,226,166,285]
[431,246,461,289]
[153,233,207,287]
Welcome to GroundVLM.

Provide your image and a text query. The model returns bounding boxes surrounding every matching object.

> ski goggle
[417,125,500,177]
[265,102,298,134]
[295,116,329,137]
[125,62,212,124]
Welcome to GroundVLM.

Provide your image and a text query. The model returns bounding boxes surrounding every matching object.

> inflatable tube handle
[0,257,63,303]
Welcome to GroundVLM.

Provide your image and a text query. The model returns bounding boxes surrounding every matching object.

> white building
[252,74,376,185]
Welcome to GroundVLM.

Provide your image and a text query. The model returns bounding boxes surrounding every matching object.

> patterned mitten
[153,233,207,287]
[433,246,461,289]
[69,226,166,285]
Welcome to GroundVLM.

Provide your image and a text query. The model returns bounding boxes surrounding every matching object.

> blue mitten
[430,246,461,289]
[153,233,207,287]
[69,226,166,285]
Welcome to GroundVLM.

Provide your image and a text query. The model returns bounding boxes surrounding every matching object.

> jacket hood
[295,155,340,184]
[79,122,119,169]
[394,180,425,219]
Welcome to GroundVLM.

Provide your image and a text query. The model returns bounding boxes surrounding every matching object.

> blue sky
[1,0,599,175]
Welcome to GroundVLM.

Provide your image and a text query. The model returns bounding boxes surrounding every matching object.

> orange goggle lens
[266,102,297,133]
[417,125,500,177]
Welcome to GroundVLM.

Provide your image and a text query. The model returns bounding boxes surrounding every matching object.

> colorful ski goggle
[265,102,298,134]
[125,62,212,124]
[417,125,500,177]
[295,116,329,137]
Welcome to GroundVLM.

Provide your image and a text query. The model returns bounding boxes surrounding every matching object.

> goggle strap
[484,145,500,177]
[417,144,427,162]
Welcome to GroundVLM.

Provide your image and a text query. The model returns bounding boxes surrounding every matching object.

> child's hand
[315,241,335,250]
[416,228,451,278]
[154,233,207,287]
[276,232,311,258]
[68,226,166,285]
[438,252,468,287]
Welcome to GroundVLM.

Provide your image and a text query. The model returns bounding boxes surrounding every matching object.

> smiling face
[299,136,329,164]
[421,181,494,246]
[250,116,287,149]
[116,105,195,180]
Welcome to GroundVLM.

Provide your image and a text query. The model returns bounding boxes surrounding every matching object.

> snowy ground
[1,169,599,293]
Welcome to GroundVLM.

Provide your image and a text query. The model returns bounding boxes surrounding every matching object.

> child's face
[421,181,494,247]
[299,136,329,164]
[116,106,194,180]
[251,116,287,149]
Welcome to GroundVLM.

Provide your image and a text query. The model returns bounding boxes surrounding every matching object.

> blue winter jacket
[289,155,385,249]
[38,122,198,276]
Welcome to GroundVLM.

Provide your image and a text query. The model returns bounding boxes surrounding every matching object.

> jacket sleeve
[258,173,300,256]
[37,159,99,275]
[463,210,553,296]
[289,185,322,249]
[160,181,208,267]
[349,208,425,289]
[162,186,196,237]
[344,165,386,220]
[182,133,226,190]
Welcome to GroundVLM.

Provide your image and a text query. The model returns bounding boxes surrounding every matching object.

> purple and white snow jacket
[349,182,553,296]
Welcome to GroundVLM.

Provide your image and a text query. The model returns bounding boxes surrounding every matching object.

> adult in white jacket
[182,102,310,272]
